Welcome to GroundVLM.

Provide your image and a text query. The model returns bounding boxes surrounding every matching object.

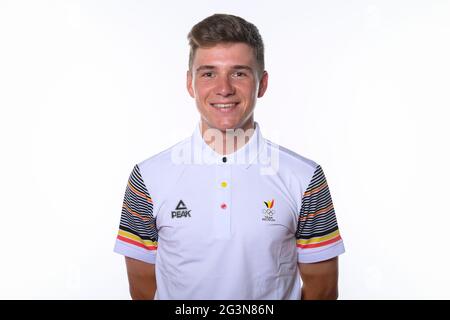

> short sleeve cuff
[297,240,345,264]
[114,239,156,264]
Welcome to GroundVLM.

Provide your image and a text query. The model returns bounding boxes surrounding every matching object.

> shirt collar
[191,122,266,166]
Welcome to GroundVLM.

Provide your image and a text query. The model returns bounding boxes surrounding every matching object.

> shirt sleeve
[296,165,345,263]
[113,164,158,264]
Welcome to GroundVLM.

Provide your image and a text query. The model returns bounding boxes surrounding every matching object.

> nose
[215,75,235,97]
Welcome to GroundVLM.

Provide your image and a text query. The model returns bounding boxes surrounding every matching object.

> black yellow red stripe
[296,165,342,249]
[296,229,342,249]
[117,165,158,250]
[117,229,157,251]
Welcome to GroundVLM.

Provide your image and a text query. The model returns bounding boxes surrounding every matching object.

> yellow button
[220,181,228,188]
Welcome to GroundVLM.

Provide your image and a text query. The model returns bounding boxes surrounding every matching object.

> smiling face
[187,42,268,133]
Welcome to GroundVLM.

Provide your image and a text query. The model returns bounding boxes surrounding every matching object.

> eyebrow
[195,65,254,72]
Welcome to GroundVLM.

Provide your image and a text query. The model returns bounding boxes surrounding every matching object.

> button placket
[212,161,232,239]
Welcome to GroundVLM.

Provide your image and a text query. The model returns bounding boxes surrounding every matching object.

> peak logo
[262,199,276,221]
[172,200,191,218]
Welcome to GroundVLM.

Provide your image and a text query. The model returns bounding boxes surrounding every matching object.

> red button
[220,203,227,210]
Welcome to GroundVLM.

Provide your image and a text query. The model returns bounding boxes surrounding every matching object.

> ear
[187,70,195,98]
[257,71,268,98]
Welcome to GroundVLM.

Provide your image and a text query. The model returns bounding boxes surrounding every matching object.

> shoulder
[136,137,191,173]
[263,139,321,191]
[267,139,318,173]
[269,140,317,169]
[129,137,192,195]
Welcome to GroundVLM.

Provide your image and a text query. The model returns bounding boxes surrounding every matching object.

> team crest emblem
[262,199,276,221]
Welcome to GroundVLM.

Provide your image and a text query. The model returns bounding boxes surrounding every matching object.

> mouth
[209,102,239,110]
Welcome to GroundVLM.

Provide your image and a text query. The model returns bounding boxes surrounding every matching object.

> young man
[114,14,345,300]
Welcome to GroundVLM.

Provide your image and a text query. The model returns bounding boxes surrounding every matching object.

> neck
[201,119,256,155]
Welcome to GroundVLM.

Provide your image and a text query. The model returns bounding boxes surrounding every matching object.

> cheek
[237,84,257,101]
[194,84,213,100]
[194,79,214,93]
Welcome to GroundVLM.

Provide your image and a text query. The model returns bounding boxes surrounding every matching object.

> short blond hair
[187,14,265,76]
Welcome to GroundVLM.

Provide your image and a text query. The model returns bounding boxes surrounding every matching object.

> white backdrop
[0,0,449,299]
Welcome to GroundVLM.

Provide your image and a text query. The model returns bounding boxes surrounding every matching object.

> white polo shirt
[114,123,345,300]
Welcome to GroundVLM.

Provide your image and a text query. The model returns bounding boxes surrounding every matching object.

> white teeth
[211,103,237,109]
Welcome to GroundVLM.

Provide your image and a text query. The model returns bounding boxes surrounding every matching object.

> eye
[233,71,247,77]
[201,72,214,78]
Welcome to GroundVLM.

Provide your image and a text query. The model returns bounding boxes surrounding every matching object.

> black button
[222,157,227,163]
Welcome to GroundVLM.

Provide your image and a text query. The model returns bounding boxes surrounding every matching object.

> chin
[217,122,241,131]
[204,118,236,131]
[209,125,232,133]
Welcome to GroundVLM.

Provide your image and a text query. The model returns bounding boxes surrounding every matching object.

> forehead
[193,42,256,68]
